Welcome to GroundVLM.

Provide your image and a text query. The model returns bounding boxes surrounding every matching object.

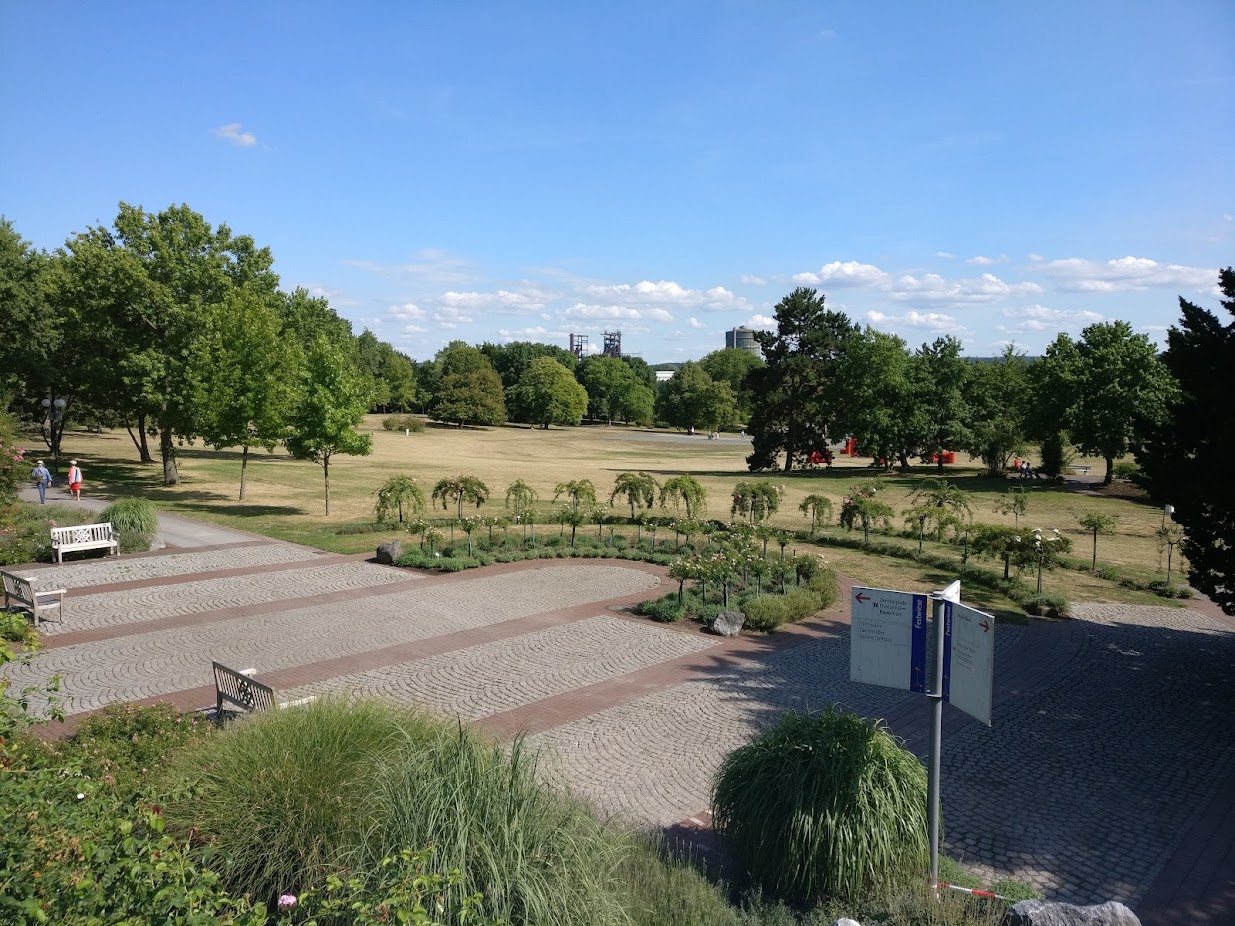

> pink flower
[278,894,298,909]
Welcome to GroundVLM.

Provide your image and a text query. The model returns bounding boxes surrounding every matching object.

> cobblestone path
[4,538,1230,923]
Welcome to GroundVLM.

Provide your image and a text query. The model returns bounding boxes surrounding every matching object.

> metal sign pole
[927,594,946,897]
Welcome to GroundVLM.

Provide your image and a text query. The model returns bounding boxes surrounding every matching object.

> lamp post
[40,396,67,473]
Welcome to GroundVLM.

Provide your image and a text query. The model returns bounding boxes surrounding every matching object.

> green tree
[553,479,597,513]
[995,486,1030,528]
[432,475,491,519]
[429,342,507,427]
[1073,322,1176,485]
[906,478,972,536]
[375,475,428,524]
[480,340,577,391]
[1136,268,1235,612]
[506,357,588,428]
[839,483,894,545]
[1077,511,1118,572]
[798,494,833,535]
[659,474,708,519]
[912,336,971,472]
[730,481,783,524]
[699,348,764,421]
[833,327,918,469]
[0,219,55,412]
[504,479,538,518]
[284,336,374,515]
[655,362,737,433]
[189,288,300,499]
[964,345,1031,477]
[108,203,280,485]
[747,287,856,471]
[609,472,659,521]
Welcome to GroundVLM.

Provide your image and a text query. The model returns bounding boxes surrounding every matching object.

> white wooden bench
[212,661,316,723]
[2,570,66,627]
[50,522,118,564]
[1070,464,1092,476]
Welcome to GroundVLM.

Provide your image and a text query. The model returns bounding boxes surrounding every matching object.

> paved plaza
[4,533,1233,925]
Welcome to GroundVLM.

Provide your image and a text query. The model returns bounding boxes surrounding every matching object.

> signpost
[849,587,928,693]
[850,583,996,895]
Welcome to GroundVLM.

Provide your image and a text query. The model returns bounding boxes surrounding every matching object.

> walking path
[2,532,1232,924]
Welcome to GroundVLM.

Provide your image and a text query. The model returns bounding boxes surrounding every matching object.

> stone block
[711,610,745,636]
[376,541,403,565]
[1002,900,1140,926]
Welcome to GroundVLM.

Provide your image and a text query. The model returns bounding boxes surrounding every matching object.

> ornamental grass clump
[711,707,929,905]
[99,497,159,534]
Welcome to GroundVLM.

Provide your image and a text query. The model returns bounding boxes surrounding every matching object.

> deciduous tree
[506,357,588,428]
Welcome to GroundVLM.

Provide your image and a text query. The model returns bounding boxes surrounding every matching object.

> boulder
[711,610,745,636]
[375,541,403,565]
[1002,900,1141,926]
[832,919,863,926]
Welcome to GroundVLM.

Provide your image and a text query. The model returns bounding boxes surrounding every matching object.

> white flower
[76,792,85,800]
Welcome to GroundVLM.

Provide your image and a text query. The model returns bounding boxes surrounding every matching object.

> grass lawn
[45,418,1182,608]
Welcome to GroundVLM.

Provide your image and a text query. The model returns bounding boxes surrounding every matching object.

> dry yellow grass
[56,418,1179,603]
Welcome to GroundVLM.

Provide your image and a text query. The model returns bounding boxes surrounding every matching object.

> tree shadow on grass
[169,500,304,518]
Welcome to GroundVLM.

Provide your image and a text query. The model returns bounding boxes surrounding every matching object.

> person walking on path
[67,460,82,500]
[31,460,52,504]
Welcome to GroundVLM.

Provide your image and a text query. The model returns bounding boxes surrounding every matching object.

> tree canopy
[506,357,588,428]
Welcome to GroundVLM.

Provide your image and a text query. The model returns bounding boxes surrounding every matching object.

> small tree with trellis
[839,483,894,545]
[995,486,1030,528]
[731,481,783,524]
[554,479,597,514]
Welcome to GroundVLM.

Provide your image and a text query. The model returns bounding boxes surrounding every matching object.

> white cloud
[214,122,257,146]
[1038,256,1215,293]
[498,325,563,341]
[433,306,474,329]
[563,303,674,322]
[999,304,1105,333]
[747,314,776,328]
[966,254,1007,265]
[934,251,956,260]
[402,324,429,334]
[1027,253,1045,262]
[688,317,705,329]
[888,272,1042,303]
[793,260,888,287]
[1224,214,1233,223]
[389,303,426,320]
[739,274,768,286]
[867,310,964,333]
[582,279,748,312]
[439,289,545,311]
[345,248,475,285]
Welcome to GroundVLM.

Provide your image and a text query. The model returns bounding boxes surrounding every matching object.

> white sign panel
[943,601,995,726]
[850,587,928,693]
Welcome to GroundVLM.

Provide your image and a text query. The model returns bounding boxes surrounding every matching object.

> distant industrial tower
[569,333,589,360]
[602,330,622,357]
[726,326,762,357]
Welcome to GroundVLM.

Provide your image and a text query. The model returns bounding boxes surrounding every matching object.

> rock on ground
[1002,899,1141,926]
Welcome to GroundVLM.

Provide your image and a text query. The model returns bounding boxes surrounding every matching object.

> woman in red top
[67,460,83,500]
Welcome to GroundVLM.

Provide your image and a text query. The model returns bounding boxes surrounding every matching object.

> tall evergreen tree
[1136,268,1234,613]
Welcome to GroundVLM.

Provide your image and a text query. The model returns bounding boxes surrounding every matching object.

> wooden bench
[212,661,316,723]
[50,522,119,564]
[1071,464,1092,476]
[2,570,66,627]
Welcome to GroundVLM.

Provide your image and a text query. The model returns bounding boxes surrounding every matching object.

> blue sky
[3,1,1231,361]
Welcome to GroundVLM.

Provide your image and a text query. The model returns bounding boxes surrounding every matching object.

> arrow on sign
[855,592,869,604]
[979,620,990,632]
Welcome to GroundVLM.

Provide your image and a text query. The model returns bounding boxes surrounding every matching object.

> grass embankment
[44,419,1180,609]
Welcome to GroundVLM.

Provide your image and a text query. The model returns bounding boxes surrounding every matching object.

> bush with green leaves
[0,502,93,565]
[0,608,37,644]
[99,497,159,534]
[381,413,426,432]
[711,708,929,904]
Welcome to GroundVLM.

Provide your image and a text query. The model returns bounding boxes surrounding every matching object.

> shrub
[742,596,789,631]
[639,594,686,623]
[1111,460,1141,481]
[1020,593,1069,618]
[71,702,211,784]
[711,708,928,904]
[0,608,36,643]
[99,497,159,534]
[117,528,153,554]
[0,502,92,565]
[381,414,426,432]
[1096,565,1121,582]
